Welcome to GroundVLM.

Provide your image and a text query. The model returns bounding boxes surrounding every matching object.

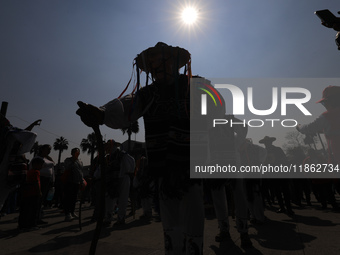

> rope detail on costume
[118,63,135,99]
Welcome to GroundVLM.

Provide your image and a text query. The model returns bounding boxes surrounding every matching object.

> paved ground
[1,196,340,255]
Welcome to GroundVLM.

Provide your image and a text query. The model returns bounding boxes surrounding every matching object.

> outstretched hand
[32,119,42,126]
[76,101,104,128]
[25,119,42,131]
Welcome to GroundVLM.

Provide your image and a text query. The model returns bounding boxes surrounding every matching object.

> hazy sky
[1,0,340,166]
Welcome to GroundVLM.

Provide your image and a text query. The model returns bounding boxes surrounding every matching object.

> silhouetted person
[63,148,84,221]
[259,136,294,216]
[239,138,267,224]
[18,157,44,231]
[297,86,340,209]
[76,42,205,254]
[32,144,55,224]
[0,115,39,212]
[303,149,336,209]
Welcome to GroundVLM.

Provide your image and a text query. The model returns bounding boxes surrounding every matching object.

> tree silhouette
[53,136,69,168]
[80,132,98,166]
[284,131,306,148]
[283,130,320,162]
[120,120,139,153]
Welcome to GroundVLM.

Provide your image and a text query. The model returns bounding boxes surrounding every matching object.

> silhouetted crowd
[1,42,340,255]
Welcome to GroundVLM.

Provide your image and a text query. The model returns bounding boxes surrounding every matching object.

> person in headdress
[76,42,204,254]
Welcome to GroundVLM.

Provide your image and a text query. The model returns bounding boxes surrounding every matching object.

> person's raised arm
[25,119,41,131]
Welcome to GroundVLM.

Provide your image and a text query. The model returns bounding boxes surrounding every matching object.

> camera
[315,9,340,50]
[315,9,340,29]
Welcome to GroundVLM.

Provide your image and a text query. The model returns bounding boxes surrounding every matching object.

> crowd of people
[0,141,84,229]
[1,41,340,254]
[75,42,340,254]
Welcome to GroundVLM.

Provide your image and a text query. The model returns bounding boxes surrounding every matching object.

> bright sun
[171,1,208,36]
[181,7,198,25]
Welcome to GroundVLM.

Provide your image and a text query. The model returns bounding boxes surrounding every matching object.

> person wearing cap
[259,136,294,216]
[104,139,135,226]
[297,86,340,165]
[63,148,84,221]
[91,139,121,224]
[76,43,204,254]
[297,86,340,210]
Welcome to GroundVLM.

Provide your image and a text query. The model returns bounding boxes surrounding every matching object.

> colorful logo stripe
[198,83,223,106]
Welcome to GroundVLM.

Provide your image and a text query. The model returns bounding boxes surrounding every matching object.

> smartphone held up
[315,9,340,50]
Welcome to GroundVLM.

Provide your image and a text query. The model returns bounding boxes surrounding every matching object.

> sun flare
[168,1,209,38]
[181,7,198,25]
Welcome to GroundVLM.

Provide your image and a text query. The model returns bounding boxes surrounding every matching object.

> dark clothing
[63,182,79,215]
[322,108,340,164]
[264,144,288,166]
[40,176,52,207]
[53,174,63,207]
[138,75,192,197]
[264,144,293,212]
[18,196,40,228]
[64,157,83,184]
[21,169,41,197]
[18,169,41,228]
[105,149,123,199]
[63,157,83,215]
[273,179,293,211]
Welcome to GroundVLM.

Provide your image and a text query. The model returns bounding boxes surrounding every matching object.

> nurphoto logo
[198,83,312,128]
